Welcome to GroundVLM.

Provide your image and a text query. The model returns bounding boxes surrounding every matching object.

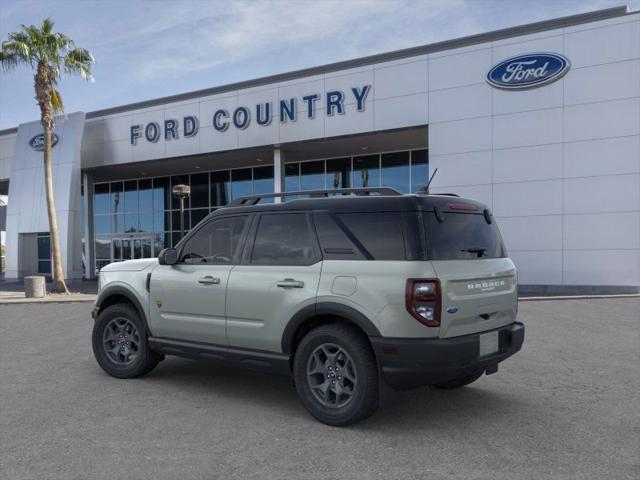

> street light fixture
[172,184,191,240]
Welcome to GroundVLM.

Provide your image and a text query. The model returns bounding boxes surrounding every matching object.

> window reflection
[285,163,300,192]
[211,171,230,207]
[326,158,350,190]
[190,173,209,208]
[381,151,410,193]
[301,161,324,191]
[411,149,429,193]
[231,168,252,199]
[353,155,380,188]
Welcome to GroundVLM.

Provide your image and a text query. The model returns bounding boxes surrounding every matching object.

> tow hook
[485,363,498,375]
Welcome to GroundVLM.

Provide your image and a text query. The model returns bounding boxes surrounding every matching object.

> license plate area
[479,331,500,357]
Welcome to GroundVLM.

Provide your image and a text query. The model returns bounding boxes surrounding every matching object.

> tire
[92,303,162,379]
[293,324,379,426]
[432,370,484,389]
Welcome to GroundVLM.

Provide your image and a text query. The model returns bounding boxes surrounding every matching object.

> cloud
[91,0,472,81]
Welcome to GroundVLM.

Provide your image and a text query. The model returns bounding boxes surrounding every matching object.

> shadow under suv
[91,188,525,426]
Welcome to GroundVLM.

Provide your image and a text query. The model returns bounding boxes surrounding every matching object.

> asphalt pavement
[0,298,638,479]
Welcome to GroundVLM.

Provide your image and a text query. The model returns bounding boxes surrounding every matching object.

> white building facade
[0,6,638,293]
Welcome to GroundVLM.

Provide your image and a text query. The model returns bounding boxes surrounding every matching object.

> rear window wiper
[460,247,488,258]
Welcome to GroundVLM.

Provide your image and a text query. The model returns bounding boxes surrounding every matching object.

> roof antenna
[418,167,438,194]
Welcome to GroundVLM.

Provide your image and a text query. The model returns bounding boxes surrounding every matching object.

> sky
[0,0,636,130]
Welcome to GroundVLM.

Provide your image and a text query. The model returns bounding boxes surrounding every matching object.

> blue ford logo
[446,306,459,314]
[487,53,570,90]
[29,133,59,151]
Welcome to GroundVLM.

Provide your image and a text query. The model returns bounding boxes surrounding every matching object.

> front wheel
[293,324,379,426]
[92,303,162,379]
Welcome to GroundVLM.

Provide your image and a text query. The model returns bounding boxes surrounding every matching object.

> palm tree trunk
[43,123,68,294]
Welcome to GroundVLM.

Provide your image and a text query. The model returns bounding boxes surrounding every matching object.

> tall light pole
[172,184,191,241]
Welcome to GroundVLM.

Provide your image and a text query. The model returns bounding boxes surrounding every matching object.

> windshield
[423,212,506,260]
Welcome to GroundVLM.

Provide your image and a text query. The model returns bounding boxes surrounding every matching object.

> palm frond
[50,88,64,113]
[64,47,94,81]
[41,17,54,35]
[0,51,20,70]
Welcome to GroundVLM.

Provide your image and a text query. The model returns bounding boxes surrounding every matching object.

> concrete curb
[0,295,96,305]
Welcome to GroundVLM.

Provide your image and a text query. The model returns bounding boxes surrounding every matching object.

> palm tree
[0,18,94,293]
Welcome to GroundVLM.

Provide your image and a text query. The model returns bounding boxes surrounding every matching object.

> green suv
[91,188,524,426]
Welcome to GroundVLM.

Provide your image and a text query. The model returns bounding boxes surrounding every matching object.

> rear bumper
[370,322,525,390]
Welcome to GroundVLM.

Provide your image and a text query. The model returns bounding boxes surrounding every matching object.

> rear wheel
[92,303,162,379]
[432,370,484,389]
[293,324,379,426]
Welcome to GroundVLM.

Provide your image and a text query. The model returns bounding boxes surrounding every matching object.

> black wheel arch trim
[94,285,150,335]
[281,302,382,354]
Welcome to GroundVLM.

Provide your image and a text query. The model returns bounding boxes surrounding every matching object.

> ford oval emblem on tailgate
[446,306,459,314]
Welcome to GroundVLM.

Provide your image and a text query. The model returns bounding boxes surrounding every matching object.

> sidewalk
[0,280,97,304]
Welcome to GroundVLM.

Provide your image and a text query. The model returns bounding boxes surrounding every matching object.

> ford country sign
[29,133,59,151]
[487,53,570,90]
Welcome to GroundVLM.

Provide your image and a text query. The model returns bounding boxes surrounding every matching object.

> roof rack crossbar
[226,187,402,206]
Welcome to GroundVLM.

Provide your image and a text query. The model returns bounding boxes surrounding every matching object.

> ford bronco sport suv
[92,187,524,426]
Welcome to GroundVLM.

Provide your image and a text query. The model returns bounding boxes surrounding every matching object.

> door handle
[277,278,305,288]
[198,276,221,285]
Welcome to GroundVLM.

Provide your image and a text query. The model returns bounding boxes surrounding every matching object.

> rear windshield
[423,212,506,260]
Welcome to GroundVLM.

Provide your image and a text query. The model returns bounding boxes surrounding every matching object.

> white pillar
[273,147,286,203]
[82,172,95,279]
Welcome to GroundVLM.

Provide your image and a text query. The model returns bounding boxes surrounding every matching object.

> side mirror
[158,248,178,266]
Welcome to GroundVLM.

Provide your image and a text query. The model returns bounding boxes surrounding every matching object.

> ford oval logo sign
[487,53,570,90]
[29,133,59,151]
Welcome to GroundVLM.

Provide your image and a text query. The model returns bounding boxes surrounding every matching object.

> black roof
[207,193,488,218]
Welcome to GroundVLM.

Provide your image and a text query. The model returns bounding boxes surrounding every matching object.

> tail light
[405,279,441,327]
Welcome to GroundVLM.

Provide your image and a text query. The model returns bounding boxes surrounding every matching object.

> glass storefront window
[138,179,153,213]
[301,160,325,191]
[95,236,111,260]
[253,166,274,198]
[153,177,170,211]
[94,215,111,235]
[211,171,230,207]
[124,213,139,233]
[139,212,153,232]
[92,149,427,272]
[285,163,300,192]
[153,211,169,232]
[124,180,138,213]
[411,149,429,193]
[94,183,110,214]
[113,214,124,234]
[353,155,380,188]
[172,210,190,232]
[111,182,123,216]
[231,168,252,199]
[326,158,351,190]
[112,238,122,260]
[381,151,410,193]
[190,173,209,209]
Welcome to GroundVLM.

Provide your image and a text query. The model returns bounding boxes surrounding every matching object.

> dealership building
[0,5,639,293]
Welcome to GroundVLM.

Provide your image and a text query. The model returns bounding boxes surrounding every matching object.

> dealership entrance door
[113,234,154,262]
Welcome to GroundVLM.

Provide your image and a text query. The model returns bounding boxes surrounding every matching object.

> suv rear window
[336,212,405,260]
[423,212,506,260]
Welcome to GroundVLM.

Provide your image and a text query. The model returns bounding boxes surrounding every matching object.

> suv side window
[336,212,406,260]
[180,215,247,264]
[251,213,317,265]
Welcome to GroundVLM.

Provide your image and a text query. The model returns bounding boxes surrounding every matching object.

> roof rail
[226,187,402,207]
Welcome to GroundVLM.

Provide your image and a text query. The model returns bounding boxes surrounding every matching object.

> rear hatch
[423,206,518,338]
